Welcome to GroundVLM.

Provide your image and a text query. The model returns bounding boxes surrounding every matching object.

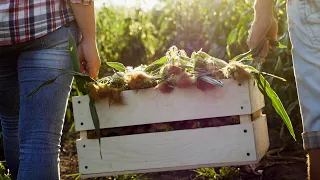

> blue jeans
[287,0,320,150]
[0,20,78,180]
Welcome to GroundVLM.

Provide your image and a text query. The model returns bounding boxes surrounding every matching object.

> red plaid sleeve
[66,0,93,5]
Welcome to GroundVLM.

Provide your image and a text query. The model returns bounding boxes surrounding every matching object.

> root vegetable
[155,81,174,93]
[88,82,124,105]
[170,72,195,88]
[126,71,157,90]
[196,77,216,91]
[233,65,251,83]
[162,65,182,78]
[88,82,100,100]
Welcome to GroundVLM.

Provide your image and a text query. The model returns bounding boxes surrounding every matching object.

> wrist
[254,0,274,17]
[81,33,96,42]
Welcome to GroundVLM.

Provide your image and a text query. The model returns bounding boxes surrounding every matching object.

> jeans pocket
[299,0,320,46]
[25,20,80,51]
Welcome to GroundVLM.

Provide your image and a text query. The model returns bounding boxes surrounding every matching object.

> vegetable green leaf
[89,97,102,159]
[278,42,287,49]
[255,73,296,140]
[26,70,94,99]
[229,51,252,62]
[260,72,286,82]
[106,62,126,72]
[26,74,64,99]
[144,56,167,73]
[68,30,80,73]
[200,76,224,87]
[68,29,88,94]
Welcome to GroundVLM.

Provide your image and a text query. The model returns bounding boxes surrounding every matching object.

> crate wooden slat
[76,115,268,179]
[71,78,269,179]
[72,78,264,131]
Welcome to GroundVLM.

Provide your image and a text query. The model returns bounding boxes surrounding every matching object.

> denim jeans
[0,20,78,180]
[287,0,320,150]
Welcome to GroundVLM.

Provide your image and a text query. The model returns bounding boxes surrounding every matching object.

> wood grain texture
[249,79,265,113]
[72,78,264,131]
[80,131,87,140]
[240,115,251,124]
[252,115,269,161]
[75,119,270,177]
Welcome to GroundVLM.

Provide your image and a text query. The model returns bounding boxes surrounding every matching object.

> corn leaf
[89,97,102,159]
[227,28,238,45]
[68,30,80,73]
[230,40,267,62]
[144,56,167,73]
[199,76,224,87]
[260,72,286,82]
[68,31,102,158]
[254,73,296,140]
[26,70,94,99]
[26,74,64,99]
[106,62,126,72]
[68,29,88,94]
[229,51,252,62]
[278,42,287,48]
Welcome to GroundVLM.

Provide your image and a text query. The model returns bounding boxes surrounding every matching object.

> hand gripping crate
[72,78,269,179]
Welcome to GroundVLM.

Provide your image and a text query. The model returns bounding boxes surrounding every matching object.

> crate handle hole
[247,153,250,156]
[78,101,81,104]
[85,166,88,169]
[83,145,86,148]
[241,106,244,109]
[244,129,247,133]
[81,122,84,126]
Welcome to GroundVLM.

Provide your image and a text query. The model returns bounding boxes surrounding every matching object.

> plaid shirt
[0,0,92,46]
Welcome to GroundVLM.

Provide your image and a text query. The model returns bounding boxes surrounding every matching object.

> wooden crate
[72,78,269,179]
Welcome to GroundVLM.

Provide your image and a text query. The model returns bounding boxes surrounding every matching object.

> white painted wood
[252,115,269,161]
[80,160,259,179]
[240,115,251,124]
[80,131,87,140]
[76,120,269,177]
[72,78,264,131]
[252,109,262,121]
[249,79,265,113]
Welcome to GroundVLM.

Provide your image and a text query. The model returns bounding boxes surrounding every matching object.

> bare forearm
[253,0,274,17]
[68,1,101,79]
[70,2,96,42]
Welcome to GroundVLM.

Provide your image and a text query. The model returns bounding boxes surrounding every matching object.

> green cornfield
[0,0,307,179]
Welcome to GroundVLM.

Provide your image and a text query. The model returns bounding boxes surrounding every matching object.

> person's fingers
[259,39,269,60]
[252,38,269,63]
[87,55,101,80]
[89,68,99,80]
[77,40,101,80]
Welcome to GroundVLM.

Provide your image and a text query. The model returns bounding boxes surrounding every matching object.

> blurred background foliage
[0,0,306,179]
